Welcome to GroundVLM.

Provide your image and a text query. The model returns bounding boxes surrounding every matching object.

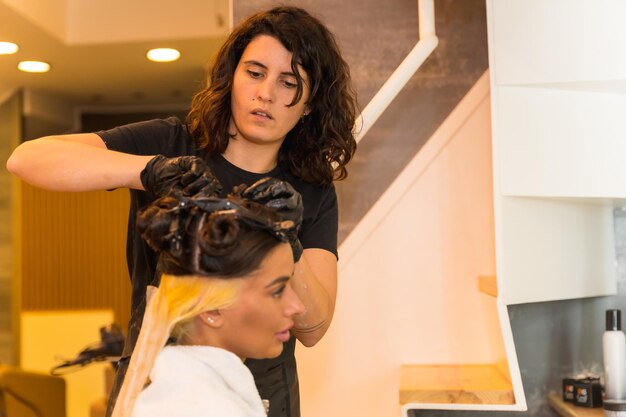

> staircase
[243,1,512,417]
[335,0,489,244]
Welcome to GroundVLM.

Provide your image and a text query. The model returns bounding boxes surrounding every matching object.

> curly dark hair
[186,6,358,186]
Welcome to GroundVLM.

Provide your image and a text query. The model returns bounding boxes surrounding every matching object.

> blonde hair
[112,274,240,417]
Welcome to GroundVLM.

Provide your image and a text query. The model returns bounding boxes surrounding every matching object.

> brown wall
[20,184,131,331]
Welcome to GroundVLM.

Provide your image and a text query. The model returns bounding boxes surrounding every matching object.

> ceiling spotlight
[147,48,181,63]
[0,42,19,55]
[18,61,51,73]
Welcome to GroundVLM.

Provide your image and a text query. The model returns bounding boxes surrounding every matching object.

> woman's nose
[285,285,305,317]
[256,79,274,102]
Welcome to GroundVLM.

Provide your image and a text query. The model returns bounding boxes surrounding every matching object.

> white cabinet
[496,196,616,305]
[488,0,625,305]
[489,0,626,86]
[496,87,626,198]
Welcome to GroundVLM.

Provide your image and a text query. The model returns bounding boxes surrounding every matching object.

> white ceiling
[0,0,231,108]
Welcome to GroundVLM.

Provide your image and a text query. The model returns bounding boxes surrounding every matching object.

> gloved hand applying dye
[241,177,304,262]
[140,155,222,198]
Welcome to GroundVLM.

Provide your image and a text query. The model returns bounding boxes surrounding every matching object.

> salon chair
[0,365,66,417]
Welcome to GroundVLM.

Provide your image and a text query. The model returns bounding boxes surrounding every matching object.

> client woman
[112,178,305,417]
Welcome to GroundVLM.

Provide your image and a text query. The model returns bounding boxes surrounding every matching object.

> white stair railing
[354,0,438,143]
[343,0,439,260]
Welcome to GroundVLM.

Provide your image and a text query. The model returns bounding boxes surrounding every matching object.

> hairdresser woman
[6,6,357,417]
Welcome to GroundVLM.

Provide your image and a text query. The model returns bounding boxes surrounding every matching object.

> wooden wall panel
[0,90,23,365]
[20,184,131,331]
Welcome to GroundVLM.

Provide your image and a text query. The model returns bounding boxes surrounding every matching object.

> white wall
[65,0,229,44]
[297,73,502,417]
[0,0,229,45]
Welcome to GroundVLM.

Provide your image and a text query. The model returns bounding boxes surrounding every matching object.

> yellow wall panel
[21,310,114,417]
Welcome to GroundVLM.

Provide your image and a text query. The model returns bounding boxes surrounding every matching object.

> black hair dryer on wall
[50,323,124,376]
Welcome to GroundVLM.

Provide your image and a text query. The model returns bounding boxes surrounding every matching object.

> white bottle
[603,309,626,400]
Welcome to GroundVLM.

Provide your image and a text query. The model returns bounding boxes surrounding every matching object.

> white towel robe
[132,345,267,417]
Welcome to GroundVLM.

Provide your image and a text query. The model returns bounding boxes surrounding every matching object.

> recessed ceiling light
[18,61,51,73]
[147,48,181,63]
[0,42,19,54]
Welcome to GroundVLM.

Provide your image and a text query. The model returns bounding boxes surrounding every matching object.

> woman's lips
[276,326,292,342]
[251,108,273,120]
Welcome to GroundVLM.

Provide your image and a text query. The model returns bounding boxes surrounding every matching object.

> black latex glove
[241,177,304,262]
[140,155,222,198]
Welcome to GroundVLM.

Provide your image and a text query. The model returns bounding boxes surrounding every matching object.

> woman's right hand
[139,155,222,198]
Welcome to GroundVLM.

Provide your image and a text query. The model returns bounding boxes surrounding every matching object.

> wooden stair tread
[478,275,498,297]
[400,364,514,405]
[547,393,603,417]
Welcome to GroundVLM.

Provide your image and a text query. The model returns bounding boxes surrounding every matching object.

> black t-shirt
[97,117,338,417]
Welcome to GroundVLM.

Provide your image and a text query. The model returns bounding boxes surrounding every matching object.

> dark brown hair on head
[137,195,286,279]
[186,6,358,186]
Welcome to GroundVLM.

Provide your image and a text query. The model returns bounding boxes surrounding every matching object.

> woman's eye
[272,286,286,298]
[247,70,263,79]
[281,80,297,89]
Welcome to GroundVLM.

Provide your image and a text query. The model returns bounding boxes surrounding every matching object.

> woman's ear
[200,310,224,328]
